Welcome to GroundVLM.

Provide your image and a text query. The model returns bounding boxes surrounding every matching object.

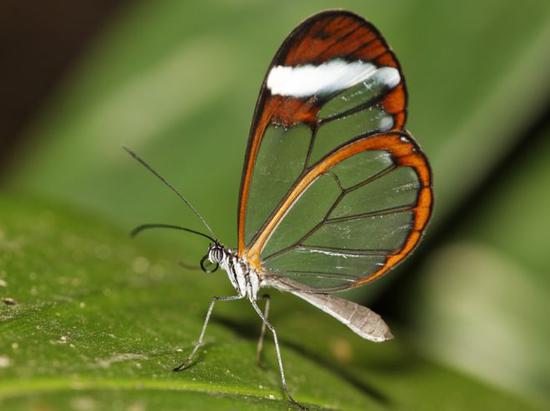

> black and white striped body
[207,244,262,300]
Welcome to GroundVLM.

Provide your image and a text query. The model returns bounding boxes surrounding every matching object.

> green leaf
[0,196,542,410]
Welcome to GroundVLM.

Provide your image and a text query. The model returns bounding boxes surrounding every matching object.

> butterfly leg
[174,295,244,371]
[255,294,270,366]
[250,299,307,410]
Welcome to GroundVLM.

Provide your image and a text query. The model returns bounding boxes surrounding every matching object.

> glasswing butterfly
[126,10,433,409]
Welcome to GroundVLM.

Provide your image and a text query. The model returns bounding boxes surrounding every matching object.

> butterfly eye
[200,254,219,273]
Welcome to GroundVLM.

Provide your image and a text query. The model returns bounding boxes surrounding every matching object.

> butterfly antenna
[130,223,216,242]
[123,146,216,238]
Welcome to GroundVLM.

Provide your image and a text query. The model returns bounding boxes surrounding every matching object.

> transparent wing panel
[330,167,420,218]
[268,272,357,290]
[303,211,414,250]
[266,247,386,289]
[309,104,393,165]
[245,124,311,245]
[260,143,425,291]
[261,174,340,258]
[267,247,387,274]
[329,150,393,187]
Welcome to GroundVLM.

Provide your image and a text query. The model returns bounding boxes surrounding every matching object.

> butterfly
[126,9,433,410]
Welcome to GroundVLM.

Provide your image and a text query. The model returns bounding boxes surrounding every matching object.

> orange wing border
[237,10,408,254]
[246,131,433,288]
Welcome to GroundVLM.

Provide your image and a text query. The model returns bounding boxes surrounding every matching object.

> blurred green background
[1,0,549,410]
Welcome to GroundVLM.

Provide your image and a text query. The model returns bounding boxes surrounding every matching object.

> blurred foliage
[1,0,550,410]
[0,196,542,410]
[409,123,550,406]
[10,0,550,237]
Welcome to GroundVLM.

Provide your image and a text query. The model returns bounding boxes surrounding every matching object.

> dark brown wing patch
[282,12,393,67]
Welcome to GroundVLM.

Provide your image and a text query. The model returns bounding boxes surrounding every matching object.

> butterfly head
[200,242,224,273]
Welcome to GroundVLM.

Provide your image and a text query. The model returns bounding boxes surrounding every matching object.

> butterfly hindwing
[246,132,432,291]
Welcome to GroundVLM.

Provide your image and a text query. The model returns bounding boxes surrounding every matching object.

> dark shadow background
[0,0,129,178]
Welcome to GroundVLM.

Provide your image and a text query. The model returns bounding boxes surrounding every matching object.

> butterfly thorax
[207,244,262,300]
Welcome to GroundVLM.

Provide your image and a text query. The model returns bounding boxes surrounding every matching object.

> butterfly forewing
[238,11,432,291]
